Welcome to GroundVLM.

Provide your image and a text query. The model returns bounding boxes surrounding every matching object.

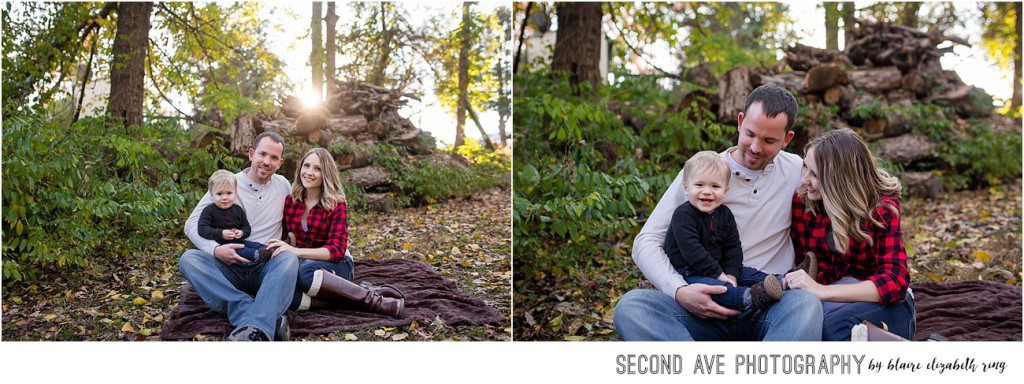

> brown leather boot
[748,275,784,310]
[789,251,818,279]
[360,281,405,299]
[311,270,405,317]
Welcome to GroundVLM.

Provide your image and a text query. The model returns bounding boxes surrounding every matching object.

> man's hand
[214,243,249,265]
[717,273,737,287]
[221,229,236,241]
[675,284,741,320]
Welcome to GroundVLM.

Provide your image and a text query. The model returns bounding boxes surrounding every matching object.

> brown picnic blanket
[160,258,505,340]
[911,280,1022,341]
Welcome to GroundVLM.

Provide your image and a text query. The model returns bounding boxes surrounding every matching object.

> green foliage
[939,122,1022,190]
[430,4,503,116]
[979,2,1020,72]
[342,140,509,209]
[851,99,888,120]
[151,3,286,125]
[606,2,794,77]
[513,71,734,272]
[1,109,240,282]
[1,2,98,114]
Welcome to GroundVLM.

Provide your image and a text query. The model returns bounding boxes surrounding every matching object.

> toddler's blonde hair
[682,151,730,188]
[208,169,236,193]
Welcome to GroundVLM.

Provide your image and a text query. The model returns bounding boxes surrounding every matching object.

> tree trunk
[311,2,324,101]
[824,2,839,51]
[325,2,338,94]
[466,102,496,150]
[455,2,471,149]
[718,66,751,123]
[902,2,921,29]
[552,2,603,95]
[513,2,532,75]
[841,2,856,49]
[107,2,153,129]
[369,4,394,87]
[1013,1,1022,110]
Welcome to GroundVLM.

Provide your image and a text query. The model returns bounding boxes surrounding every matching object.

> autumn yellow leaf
[402,243,414,250]
[925,272,945,282]
[151,290,164,300]
[373,329,386,337]
[121,322,136,333]
[43,314,57,321]
[973,250,991,262]
[132,297,147,306]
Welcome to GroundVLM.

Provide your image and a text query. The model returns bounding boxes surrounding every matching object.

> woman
[267,147,404,317]
[784,129,915,341]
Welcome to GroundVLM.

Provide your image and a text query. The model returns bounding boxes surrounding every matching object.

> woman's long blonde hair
[291,147,347,210]
[798,129,901,254]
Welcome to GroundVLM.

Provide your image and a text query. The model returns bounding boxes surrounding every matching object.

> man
[178,131,298,341]
[614,85,823,341]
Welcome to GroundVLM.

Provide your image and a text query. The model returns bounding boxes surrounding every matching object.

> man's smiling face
[734,101,794,170]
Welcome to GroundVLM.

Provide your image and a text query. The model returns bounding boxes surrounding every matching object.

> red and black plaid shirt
[790,193,909,306]
[283,196,349,263]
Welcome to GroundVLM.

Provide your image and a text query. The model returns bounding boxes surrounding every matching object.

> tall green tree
[311,2,324,100]
[455,2,472,148]
[552,2,603,94]
[824,2,840,50]
[980,2,1022,110]
[107,2,153,129]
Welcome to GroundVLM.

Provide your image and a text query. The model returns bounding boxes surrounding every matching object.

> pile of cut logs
[709,22,1005,198]
[198,80,439,212]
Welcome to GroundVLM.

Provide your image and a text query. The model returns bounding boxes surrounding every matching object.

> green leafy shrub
[343,140,510,209]
[940,122,1022,190]
[2,111,241,282]
[513,71,734,276]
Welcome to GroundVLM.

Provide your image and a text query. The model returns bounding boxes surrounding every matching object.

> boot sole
[763,275,784,300]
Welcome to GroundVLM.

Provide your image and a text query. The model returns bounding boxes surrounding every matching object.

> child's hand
[717,273,737,287]
[221,229,236,240]
[232,229,244,239]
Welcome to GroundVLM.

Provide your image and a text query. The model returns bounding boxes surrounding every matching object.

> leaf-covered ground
[514,181,1023,341]
[1,186,511,341]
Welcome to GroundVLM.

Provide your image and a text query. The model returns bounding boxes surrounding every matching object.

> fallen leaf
[973,250,991,262]
[151,290,164,300]
[121,322,135,333]
[564,335,586,341]
[43,314,57,321]
[373,329,386,337]
[391,333,408,341]
[344,333,358,341]
[132,297,147,306]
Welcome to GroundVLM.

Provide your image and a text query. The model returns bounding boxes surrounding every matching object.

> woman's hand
[783,269,827,300]
[266,239,297,258]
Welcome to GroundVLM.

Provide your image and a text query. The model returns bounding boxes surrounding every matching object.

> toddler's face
[684,170,727,213]
[212,185,237,209]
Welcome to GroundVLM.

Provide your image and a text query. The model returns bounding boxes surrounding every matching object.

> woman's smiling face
[802,147,822,201]
[301,152,324,190]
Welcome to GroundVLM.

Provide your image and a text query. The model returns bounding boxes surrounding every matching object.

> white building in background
[55,63,110,118]
[520,19,610,80]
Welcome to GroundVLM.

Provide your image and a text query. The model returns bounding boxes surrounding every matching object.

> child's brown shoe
[790,251,818,279]
[748,275,784,310]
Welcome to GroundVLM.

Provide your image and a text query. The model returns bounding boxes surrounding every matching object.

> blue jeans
[234,240,267,262]
[289,254,356,310]
[614,288,823,341]
[822,292,916,341]
[178,249,299,339]
[682,266,772,311]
